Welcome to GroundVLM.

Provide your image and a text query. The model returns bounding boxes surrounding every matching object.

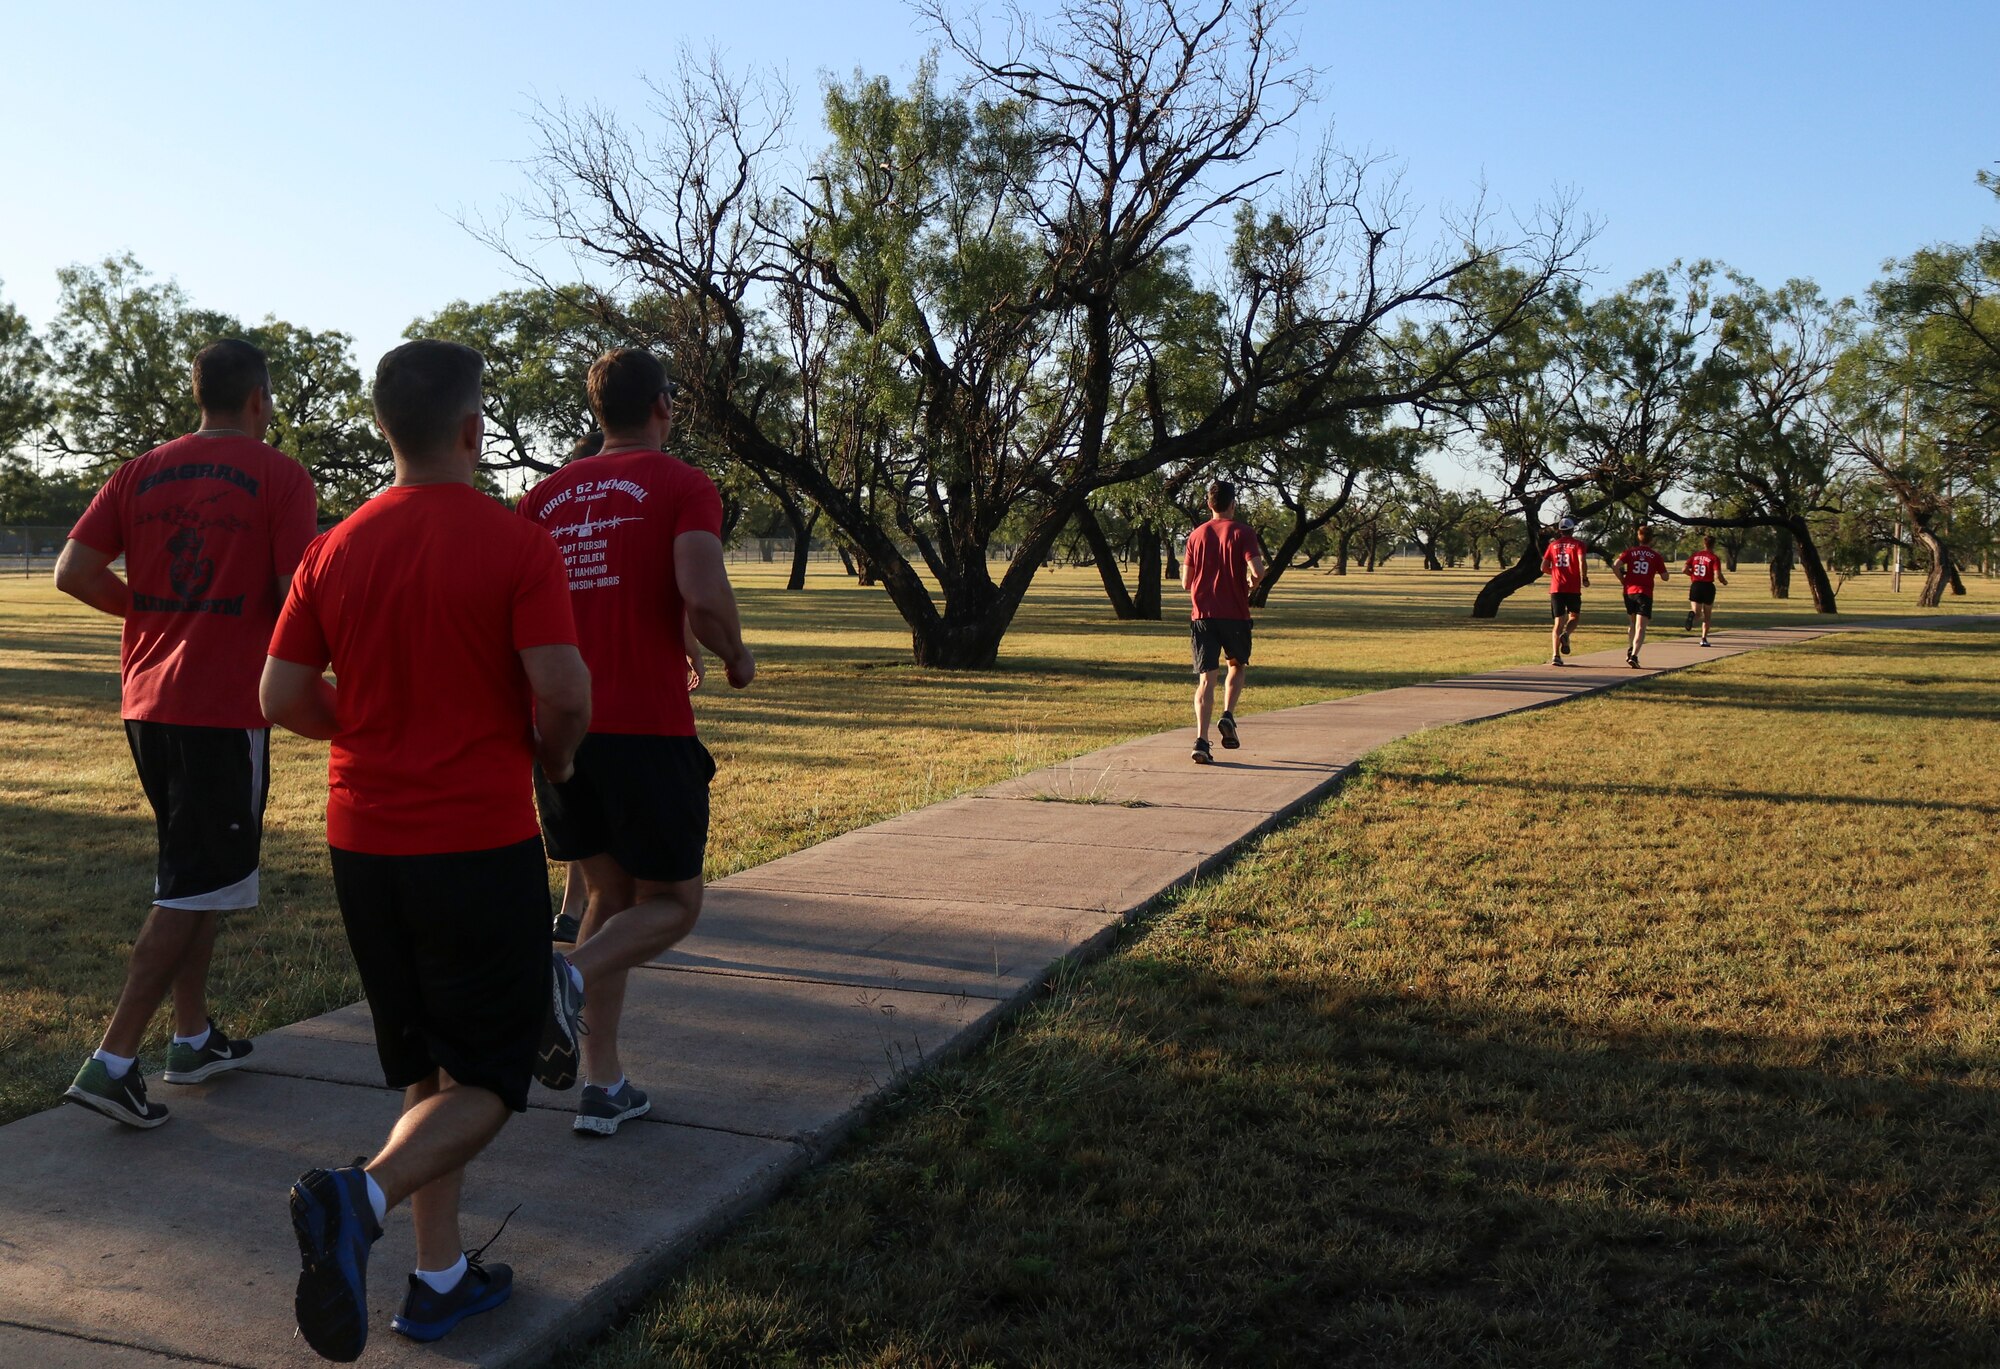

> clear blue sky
[3,0,1994,385]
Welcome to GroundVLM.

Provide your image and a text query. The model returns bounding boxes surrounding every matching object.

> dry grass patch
[567,625,2000,1368]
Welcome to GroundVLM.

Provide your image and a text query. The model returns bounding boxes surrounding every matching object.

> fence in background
[1,528,67,576]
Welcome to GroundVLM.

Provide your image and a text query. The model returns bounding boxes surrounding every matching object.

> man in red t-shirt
[1181,480,1266,764]
[54,338,318,1129]
[1683,534,1729,646]
[261,341,592,1357]
[1611,524,1671,668]
[520,348,754,1138]
[1540,516,1590,666]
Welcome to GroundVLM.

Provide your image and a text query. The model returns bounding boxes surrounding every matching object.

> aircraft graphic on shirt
[550,501,647,542]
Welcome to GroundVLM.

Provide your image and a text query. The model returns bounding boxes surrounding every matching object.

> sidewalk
[0,620,1969,1367]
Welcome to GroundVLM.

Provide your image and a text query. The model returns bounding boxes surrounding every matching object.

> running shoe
[535,951,587,1090]
[574,1079,652,1137]
[550,911,581,944]
[1700,637,1711,647]
[161,1018,254,1084]
[1627,651,1640,669]
[1549,655,1565,667]
[1559,629,1572,655]
[63,1057,168,1128]
[1217,712,1241,750]
[390,1258,512,1342]
[1191,737,1214,765]
[1684,610,1697,631]
[290,1165,382,1363]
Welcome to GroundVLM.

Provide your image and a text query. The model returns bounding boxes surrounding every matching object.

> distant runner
[1612,524,1670,668]
[521,348,754,1139]
[1182,480,1265,764]
[1683,534,1728,646]
[54,338,318,1128]
[1541,516,1589,666]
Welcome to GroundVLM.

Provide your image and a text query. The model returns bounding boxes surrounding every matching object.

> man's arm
[520,644,592,782]
[683,611,704,692]
[53,541,131,618]
[675,531,754,688]
[1246,549,1268,595]
[260,658,340,740]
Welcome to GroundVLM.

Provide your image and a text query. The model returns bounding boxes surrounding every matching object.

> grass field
[565,622,2000,1368]
[0,560,1984,1128]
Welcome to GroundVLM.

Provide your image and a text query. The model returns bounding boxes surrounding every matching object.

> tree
[502,4,1582,666]
[1654,272,1849,611]
[0,280,51,459]
[249,319,390,516]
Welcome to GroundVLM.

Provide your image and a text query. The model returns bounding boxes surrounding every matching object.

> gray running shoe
[65,1057,168,1128]
[162,1018,254,1084]
[535,952,587,1090]
[573,1080,651,1137]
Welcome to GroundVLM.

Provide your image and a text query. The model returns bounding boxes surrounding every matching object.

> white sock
[565,959,584,995]
[414,1254,467,1294]
[592,1075,626,1096]
[91,1049,136,1079]
[362,1171,388,1224]
[173,1024,212,1051]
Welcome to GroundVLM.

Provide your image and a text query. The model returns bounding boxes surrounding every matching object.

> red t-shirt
[268,482,578,856]
[1616,546,1667,594]
[69,434,318,728]
[1543,536,1588,594]
[518,449,724,736]
[1686,551,1722,583]
[1184,517,1260,621]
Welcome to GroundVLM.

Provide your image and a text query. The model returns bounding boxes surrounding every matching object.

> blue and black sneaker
[289,1164,381,1363]
[390,1256,512,1342]
[534,951,587,1091]
[573,1079,651,1137]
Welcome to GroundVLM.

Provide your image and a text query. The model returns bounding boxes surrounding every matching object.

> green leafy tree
[0,280,51,459]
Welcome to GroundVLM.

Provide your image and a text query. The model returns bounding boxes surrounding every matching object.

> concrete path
[0,618,1976,1367]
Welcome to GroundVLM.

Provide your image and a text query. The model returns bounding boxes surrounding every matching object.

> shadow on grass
[1372,769,2000,818]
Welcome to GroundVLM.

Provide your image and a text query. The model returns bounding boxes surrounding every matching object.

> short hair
[373,340,483,461]
[1208,480,1236,511]
[571,429,604,460]
[587,349,670,432]
[192,339,269,413]
[1635,523,1652,542]
[1703,534,1716,548]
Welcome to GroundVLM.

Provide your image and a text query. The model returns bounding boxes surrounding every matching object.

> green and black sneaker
[162,1018,255,1085]
[64,1058,169,1128]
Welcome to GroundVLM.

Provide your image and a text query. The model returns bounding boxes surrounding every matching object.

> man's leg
[365,1071,509,1272]
[1700,602,1714,638]
[1194,669,1217,739]
[168,909,221,1039]
[1222,660,1247,717]
[1550,608,1563,659]
[567,857,702,1087]
[99,907,210,1058]
[1633,613,1649,655]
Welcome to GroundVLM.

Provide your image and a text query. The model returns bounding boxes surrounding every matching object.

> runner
[261,340,592,1358]
[1181,480,1265,764]
[1540,516,1589,666]
[1683,534,1729,646]
[520,347,754,1138]
[53,338,318,1129]
[1612,524,1670,668]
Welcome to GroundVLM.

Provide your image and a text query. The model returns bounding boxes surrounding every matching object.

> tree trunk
[1250,518,1309,608]
[1470,535,1547,618]
[1334,526,1352,575]
[785,507,817,591]
[1074,504,1139,619]
[1912,524,1962,607]
[1788,516,1838,614]
[1164,539,1180,580]
[1768,529,1793,599]
[1133,524,1163,620]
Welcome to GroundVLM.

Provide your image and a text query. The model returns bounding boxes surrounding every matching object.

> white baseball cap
[1558,517,1577,531]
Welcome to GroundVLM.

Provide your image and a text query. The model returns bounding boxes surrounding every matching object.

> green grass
[560,623,2000,1368]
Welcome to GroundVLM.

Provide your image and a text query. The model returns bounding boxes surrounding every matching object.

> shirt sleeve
[512,526,580,651]
[68,468,127,556]
[672,469,726,540]
[270,463,320,579]
[268,546,331,669]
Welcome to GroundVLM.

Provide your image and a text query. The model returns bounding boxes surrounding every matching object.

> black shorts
[1549,592,1581,619]
[1190,618,1253,676]
[124,721,270,909]
[329,837,549,1111]
[1623,592,1654,618]
[535,734,714,883]
[1689,583,1716,605]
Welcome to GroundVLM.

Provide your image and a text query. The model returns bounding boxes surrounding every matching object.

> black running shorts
[1623,591,1654,618]
[124,721,270,909]
[1689,583,1716,605]
[534,734,714,884]
[328,837,549,1111]
[1549,592,1582,619]
[1190,618,1253,676]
